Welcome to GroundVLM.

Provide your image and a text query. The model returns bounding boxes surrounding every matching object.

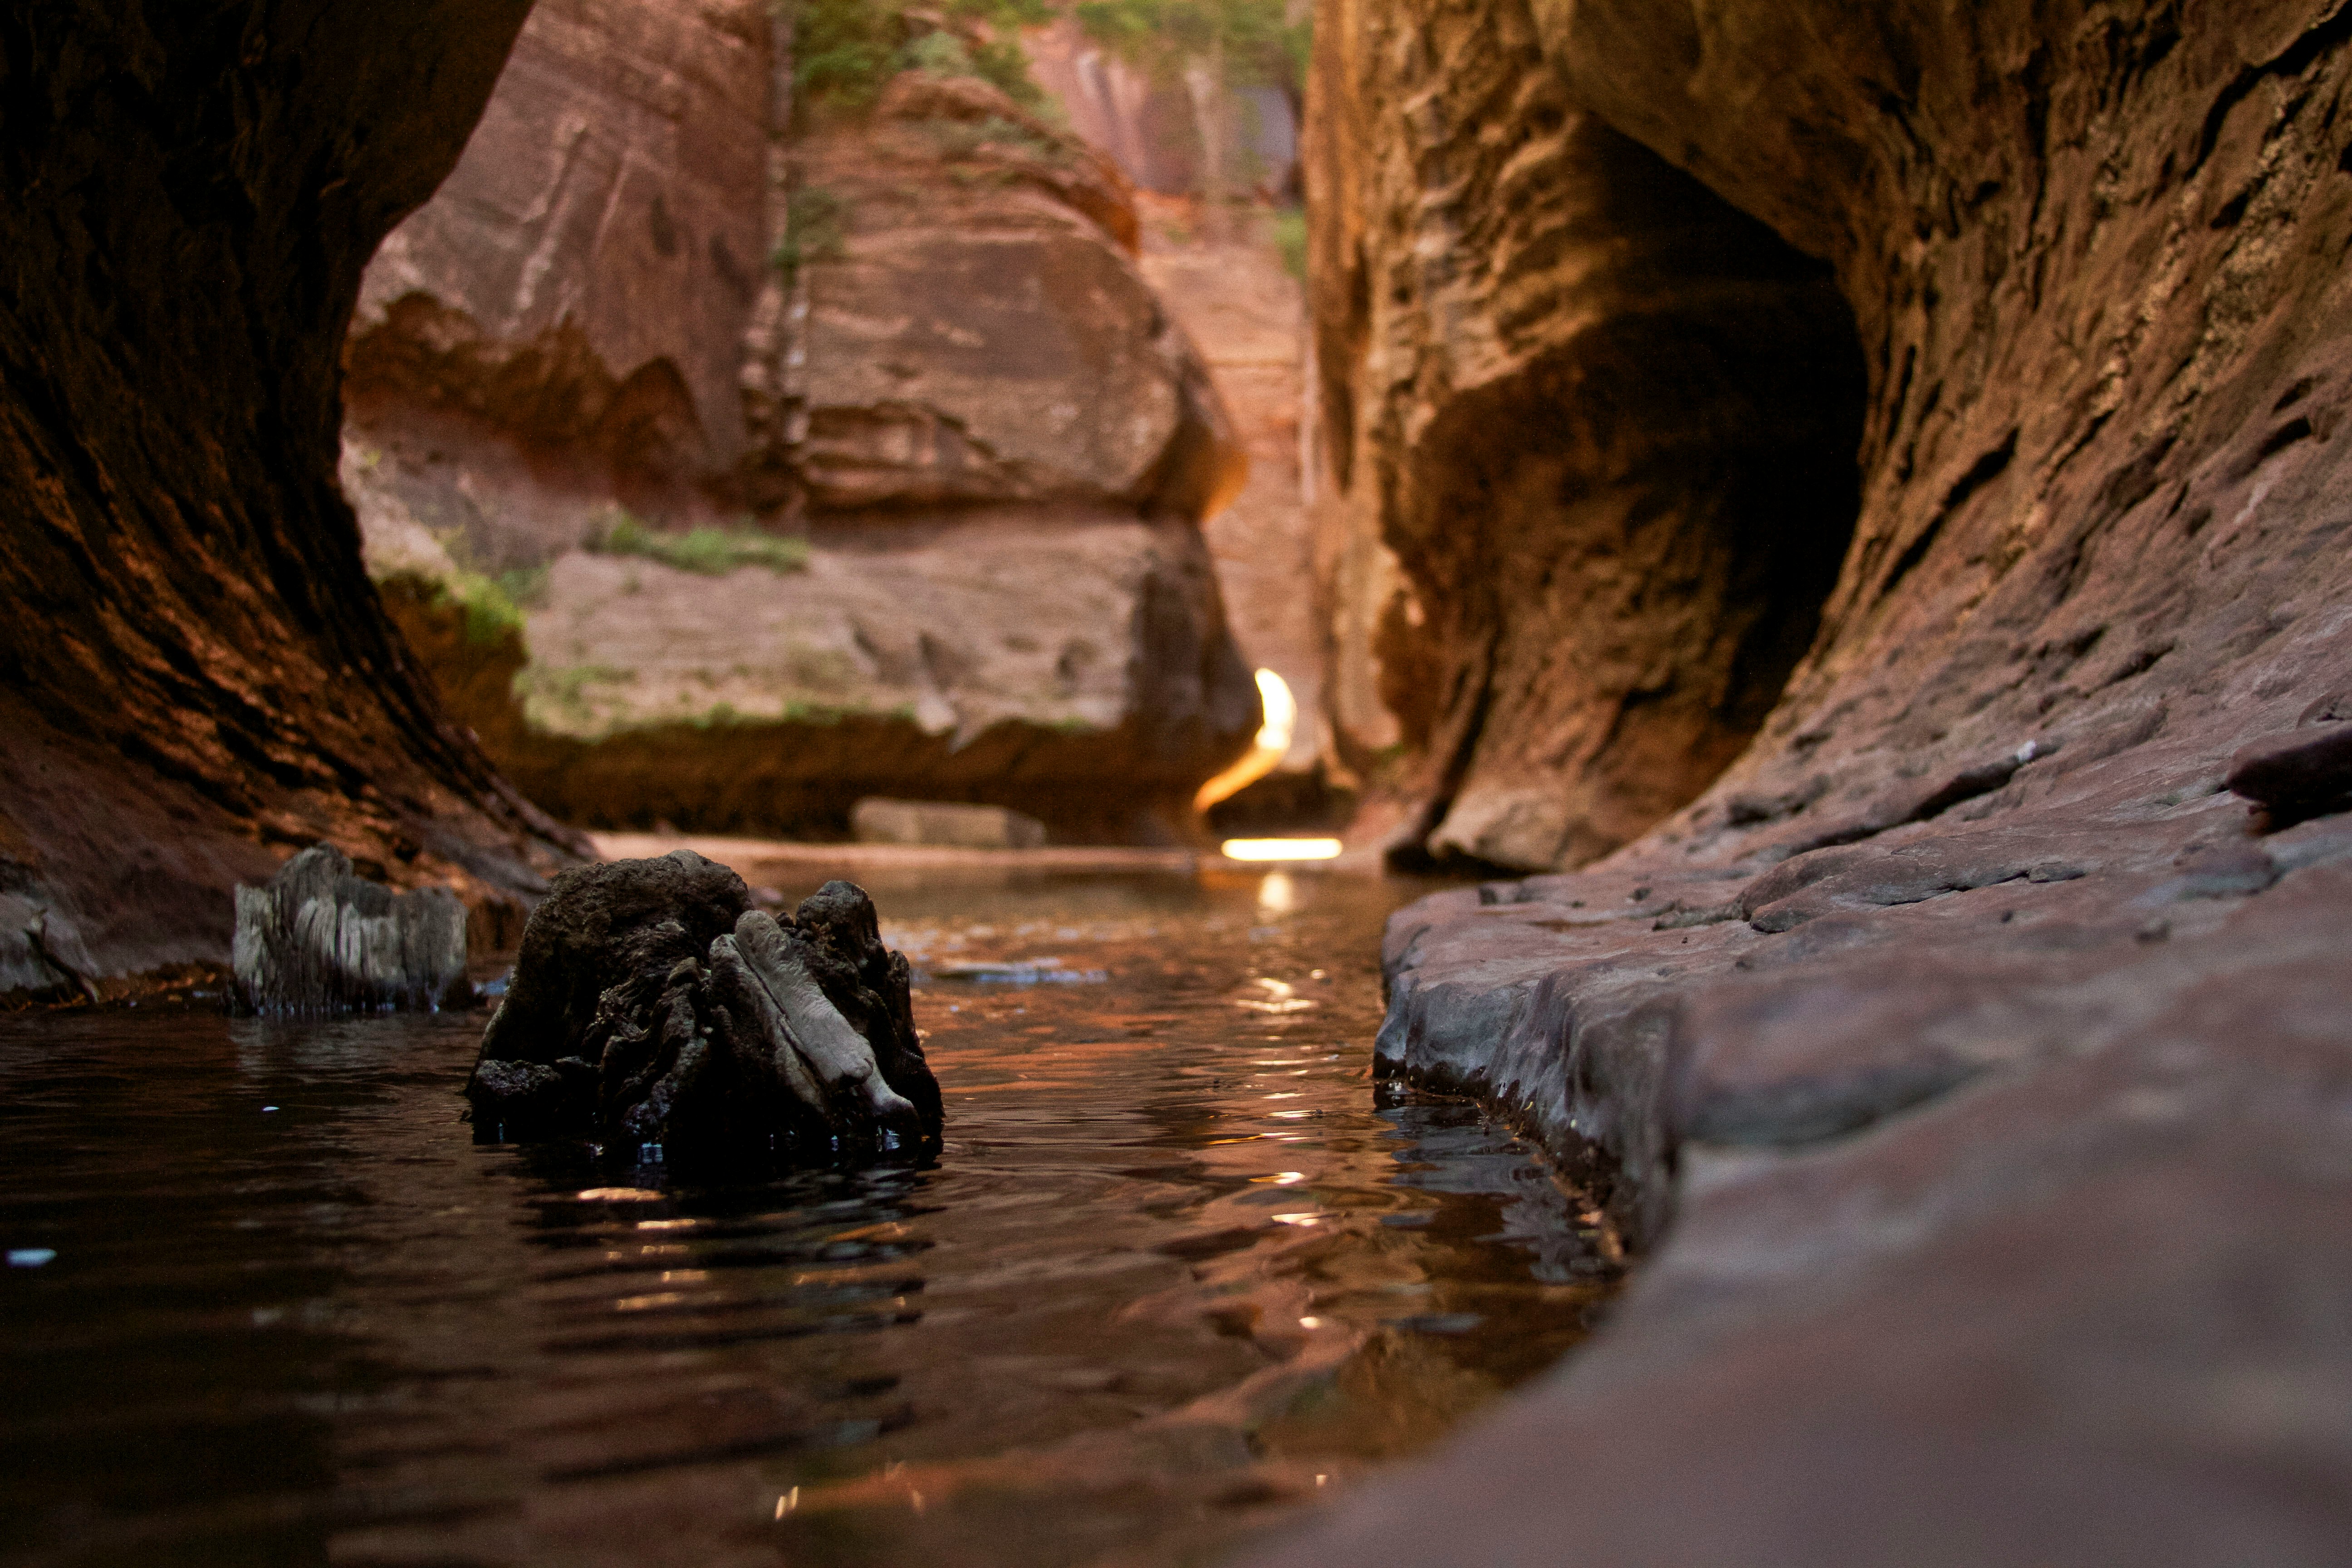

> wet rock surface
[468,852,942,1166]
[1254,1,2352,1562]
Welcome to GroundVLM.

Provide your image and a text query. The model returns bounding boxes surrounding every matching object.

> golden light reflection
[613,1291,689,1312]
[1195,668,1298,811]
[1221,838,1343,862]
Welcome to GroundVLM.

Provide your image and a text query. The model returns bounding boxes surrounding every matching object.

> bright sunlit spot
[1194,668,1298,811]
[1222,838,1343,862]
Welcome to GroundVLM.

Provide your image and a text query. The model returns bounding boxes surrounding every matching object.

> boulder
[340,10,1262,844]
[345,0,771,523]
[467,851,942,1164]
[377,506,1257,843]
[788,70,1243,517]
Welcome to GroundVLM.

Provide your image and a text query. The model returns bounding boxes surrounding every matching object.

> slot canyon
[4,1,2350,1564]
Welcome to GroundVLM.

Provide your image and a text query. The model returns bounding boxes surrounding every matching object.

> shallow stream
[1,867,1618,1568]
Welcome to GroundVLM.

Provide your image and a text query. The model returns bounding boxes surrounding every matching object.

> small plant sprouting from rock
[775,186,849,284]
[924,113,1071,166]
[583,507,810,576]
[794,0,1050,118]
[1272,206,1308,280]
[408,538,550,647]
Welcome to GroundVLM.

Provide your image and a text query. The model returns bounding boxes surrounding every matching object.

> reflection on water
[0,869,1619,1567]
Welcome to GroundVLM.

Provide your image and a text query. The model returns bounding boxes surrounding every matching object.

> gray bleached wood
[231,845,470,1014]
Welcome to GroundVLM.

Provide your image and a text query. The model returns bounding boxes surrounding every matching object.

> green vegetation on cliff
[794,0,1051,115]
[584,510,810,576]
[1073,0,1307,92]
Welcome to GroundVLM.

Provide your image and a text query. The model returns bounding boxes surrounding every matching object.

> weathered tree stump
[232,844,470,1014]
[465,851,943,1166]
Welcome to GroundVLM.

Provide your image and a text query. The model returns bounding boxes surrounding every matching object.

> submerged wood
[231,844,470,1014]
[465,850,941,1165]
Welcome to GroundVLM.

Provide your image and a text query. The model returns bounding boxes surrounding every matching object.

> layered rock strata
[0,3,582,1003]
[467,852,942,1166]
[346,7,1259,842]
[381,508,1248,843]
[1253,1,2352,1561]
[1304,0,1865,870]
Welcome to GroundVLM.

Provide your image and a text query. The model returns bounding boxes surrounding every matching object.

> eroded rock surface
[468,852,941,1165]
[1305,0,1864,870]
[789,72,1238,516]
[380,506,1253,843]
[1254,2,2352,1562]
[0,3,583,1004]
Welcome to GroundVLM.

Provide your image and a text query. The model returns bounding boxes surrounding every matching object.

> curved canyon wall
[1264,2,2352,1561]
[1305,0,1867,870]
[0,3,581,1002]
[348,1,1263,844]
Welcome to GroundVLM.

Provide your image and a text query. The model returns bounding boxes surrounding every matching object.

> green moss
[966,29,1049,108]
[794,0,1049,118]
[514,662,637,736]
[584,507,809,576]
[527,664,633,701]
[924,113,1069,165]
[1074,0,1308,93]
[1271,206,1307,281]
[904,29,972,74]
[774,186,849,284]
[793,0,903,113]
[418,565,546,647]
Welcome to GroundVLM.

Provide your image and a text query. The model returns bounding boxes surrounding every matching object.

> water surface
[1,867,1619,1567]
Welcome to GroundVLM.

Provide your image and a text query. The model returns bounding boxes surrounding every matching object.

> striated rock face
[789,72,1239,516]
[345,6,1259,842]
[0,2,583,1003]
[1305,0,1865,870]
[348,0,770,511]
[1021,16,1304,200]
[1259,3,2352,1563]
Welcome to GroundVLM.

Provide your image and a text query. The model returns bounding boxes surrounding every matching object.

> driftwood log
[232,844,470,1014]
[466,851,942,1165]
